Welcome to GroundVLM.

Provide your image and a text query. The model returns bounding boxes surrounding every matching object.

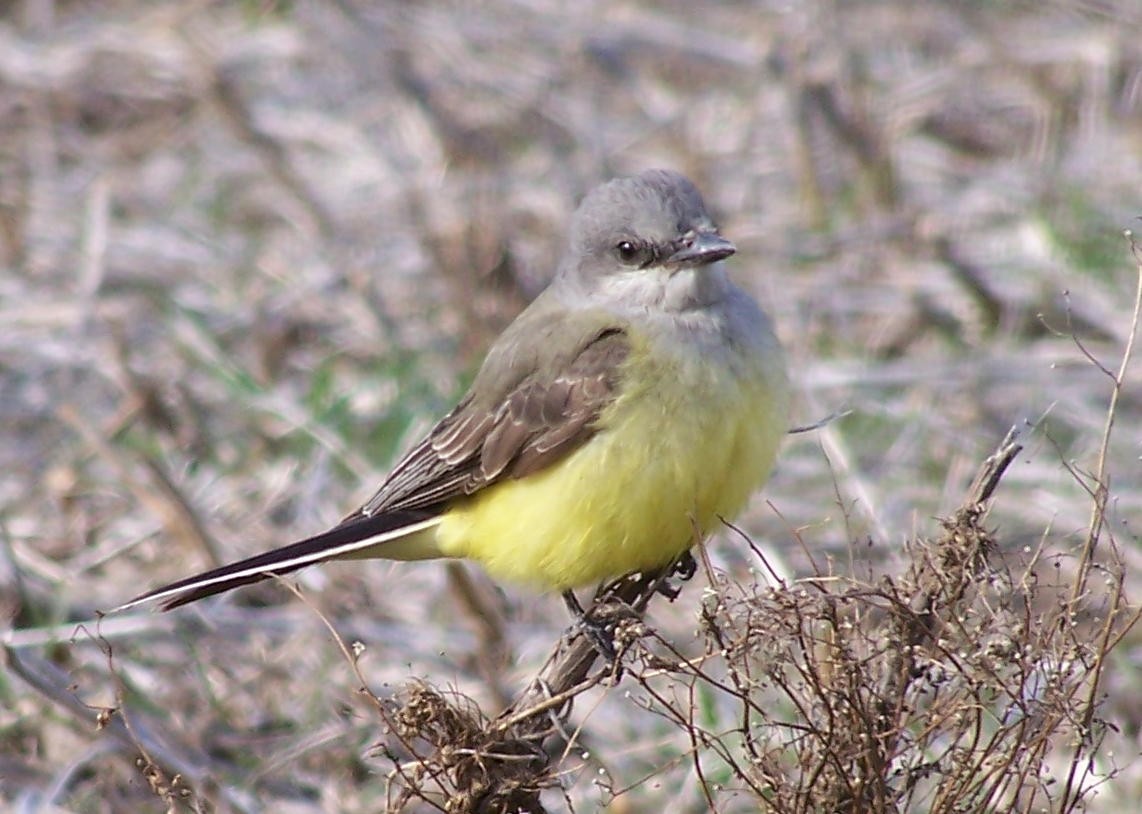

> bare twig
[1070,231,1142,603]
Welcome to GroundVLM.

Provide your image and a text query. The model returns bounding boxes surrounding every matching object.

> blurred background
[2,1,1140,811]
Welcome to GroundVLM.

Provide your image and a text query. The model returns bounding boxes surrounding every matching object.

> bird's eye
[616,240,641,264]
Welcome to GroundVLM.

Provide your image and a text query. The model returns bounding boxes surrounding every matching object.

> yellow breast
[434,330,788,589]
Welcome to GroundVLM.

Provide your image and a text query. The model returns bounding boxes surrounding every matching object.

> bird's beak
[668,232,736,266]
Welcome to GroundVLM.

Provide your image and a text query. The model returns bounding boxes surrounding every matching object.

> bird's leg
[562,588,587,619]
[562,554,695,667]
[562,589,619,662]
[673,549,698,581]
[653,550,698,601]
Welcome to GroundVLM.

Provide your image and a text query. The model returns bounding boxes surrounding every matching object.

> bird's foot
[562,590,638,669]
[653,550,698,601]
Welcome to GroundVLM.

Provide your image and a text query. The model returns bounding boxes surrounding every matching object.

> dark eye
[615,240,641,264]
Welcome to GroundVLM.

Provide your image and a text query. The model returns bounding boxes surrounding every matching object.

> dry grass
[2,0,1141,811]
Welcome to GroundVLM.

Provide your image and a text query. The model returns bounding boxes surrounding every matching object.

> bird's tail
[114,510,443,612]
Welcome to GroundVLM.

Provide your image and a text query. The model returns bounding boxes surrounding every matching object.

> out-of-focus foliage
[2,1,1139,811]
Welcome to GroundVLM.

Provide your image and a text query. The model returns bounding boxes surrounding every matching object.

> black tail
[116,509,439,611]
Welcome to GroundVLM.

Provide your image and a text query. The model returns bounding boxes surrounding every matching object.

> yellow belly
[433,335,787,589]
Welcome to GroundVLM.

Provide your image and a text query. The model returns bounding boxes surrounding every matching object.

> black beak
[668,232,736,266]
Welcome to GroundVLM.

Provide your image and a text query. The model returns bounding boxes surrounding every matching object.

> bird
[115,169,789,614]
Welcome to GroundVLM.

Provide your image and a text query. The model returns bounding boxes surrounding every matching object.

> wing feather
[351,326,629,517]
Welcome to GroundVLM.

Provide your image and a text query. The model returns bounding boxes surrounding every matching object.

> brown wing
[351,327,629,518]
[116,315,631,612]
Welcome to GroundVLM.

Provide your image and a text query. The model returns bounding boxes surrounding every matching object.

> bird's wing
[350,322,630,517]
[115,319,630,612]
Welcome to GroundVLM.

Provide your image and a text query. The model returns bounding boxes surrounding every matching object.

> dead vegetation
[263,419,1139,813]
[2,0,1141,811]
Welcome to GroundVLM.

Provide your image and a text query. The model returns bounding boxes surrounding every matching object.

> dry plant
[3,2,1141,812]
[307,245,1140,813]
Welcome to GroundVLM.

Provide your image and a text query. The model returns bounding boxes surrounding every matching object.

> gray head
[556,169,737,311]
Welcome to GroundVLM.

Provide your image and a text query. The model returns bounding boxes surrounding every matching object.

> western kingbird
[117,169,789,612]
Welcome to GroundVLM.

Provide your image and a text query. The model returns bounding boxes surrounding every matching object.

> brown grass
[2,1,1141,811]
